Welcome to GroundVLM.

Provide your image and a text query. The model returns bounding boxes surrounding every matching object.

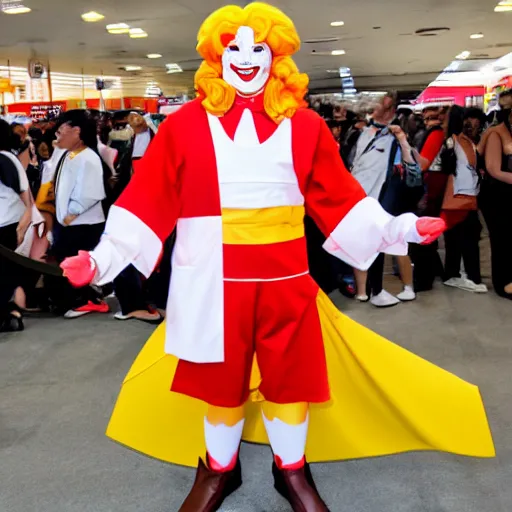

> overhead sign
[0,78,14,93]
[28,59,46,79]
[158,95,185,106]
[30,104,62,120]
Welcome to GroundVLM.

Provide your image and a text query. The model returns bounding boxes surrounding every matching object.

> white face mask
[222,26,272,96]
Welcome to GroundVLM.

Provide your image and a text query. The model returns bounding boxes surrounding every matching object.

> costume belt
[222,206,305,245]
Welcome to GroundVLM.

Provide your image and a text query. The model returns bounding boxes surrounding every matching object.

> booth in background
[3,97,159,118]
[416,52,512,112]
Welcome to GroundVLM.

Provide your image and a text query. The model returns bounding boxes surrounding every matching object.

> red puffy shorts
[171,274,330,408]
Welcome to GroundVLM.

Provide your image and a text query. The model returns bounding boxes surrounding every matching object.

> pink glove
[416,217,446,245]
[60,250,97,288]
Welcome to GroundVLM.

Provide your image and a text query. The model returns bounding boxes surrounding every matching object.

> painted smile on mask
[222,26,272,96]
[230,64,260,82]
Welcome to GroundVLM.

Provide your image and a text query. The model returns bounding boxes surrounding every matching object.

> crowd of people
[0,109,172,332]
[1,88,511,332]
[307,89,512,306]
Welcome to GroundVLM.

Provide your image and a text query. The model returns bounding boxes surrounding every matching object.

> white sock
[262,411,309,467]
[204,417,244,469]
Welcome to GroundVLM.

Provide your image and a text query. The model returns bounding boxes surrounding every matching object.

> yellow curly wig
[195,2,309,123]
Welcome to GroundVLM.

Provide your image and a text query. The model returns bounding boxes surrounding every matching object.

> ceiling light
[124,65,142,72]
[147,53,162,59]
[456,50,471,59]
[330,21,345,27]
[129,28,148,38]
[331,50,346,56]
[81,11,104,22]
[166,63,183,74]
[326,69,339,73]
[107,23,130,34]
[494,1,512,12]
[1,1,31,14]
[470,32,484,39]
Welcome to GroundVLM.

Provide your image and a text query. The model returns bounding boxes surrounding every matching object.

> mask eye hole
[228,45,240,52]
[253,45,264,53]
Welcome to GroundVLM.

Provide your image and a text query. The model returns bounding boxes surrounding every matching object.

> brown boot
[272,461,329,512]
[178,456,242,512]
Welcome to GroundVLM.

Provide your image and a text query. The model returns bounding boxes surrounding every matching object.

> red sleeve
[305,117,366,237]
[116,115,181,242]
[420,130,445,170]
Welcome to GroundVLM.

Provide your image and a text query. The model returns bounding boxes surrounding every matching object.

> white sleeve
[89,205,163,285]
[322,197,425,271]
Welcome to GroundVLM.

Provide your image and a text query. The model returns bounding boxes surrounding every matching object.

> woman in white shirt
[49,110,110,318]
[0,120,32,331]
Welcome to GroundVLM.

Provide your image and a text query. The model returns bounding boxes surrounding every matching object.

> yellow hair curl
[195,2,309,123]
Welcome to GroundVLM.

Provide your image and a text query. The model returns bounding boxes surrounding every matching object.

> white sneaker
[370,290,400,308]
[397,286,416,302]
[444,277,463,289]
[458,277,488,293]
[444,277,488,293]
[355,294,369,302]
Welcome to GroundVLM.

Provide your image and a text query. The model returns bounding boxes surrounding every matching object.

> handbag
[441,175,477,211]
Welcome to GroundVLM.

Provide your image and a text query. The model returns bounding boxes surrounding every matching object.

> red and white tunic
[90,95,421,407]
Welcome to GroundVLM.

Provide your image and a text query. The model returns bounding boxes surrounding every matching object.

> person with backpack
[350,93,422,307]
[408,107,447,291]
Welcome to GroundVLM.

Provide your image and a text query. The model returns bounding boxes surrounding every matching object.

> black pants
[410,241,444,292]
[444,211,482,284]
[144,231,175,310]
[115,231,175,314]
[114,265,147,315]
[0,223,19,310]
[480,183,512,298]
[410,173,446,292]
[367,253,385,296]
[47,222,105,312]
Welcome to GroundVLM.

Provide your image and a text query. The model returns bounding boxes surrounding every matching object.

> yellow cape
[106,291,495,467]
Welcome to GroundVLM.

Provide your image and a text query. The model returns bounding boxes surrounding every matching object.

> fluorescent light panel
[166,63,183,73]
[495,1,512,11]
[107,23,130,34]
[129,28,148,38]
[81,11,104,22]
[1,1,31,14]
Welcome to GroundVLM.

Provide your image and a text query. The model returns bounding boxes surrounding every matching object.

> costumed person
[61,4,494,511]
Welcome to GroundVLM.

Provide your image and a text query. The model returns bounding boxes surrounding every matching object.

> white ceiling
[0,0,511,94]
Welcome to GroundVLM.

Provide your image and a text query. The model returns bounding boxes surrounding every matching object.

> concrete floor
[0,279,511,512]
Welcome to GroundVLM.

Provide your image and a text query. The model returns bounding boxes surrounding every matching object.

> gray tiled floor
[0,277,510,512]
